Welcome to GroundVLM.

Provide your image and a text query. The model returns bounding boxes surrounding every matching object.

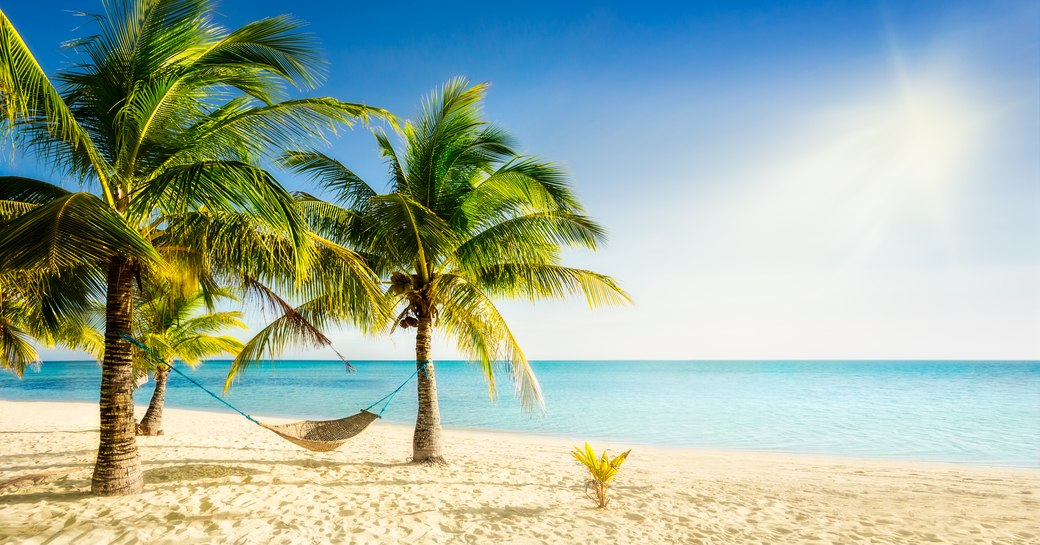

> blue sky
[4,0,1038,359]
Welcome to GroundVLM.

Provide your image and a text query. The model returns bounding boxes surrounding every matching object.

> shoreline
[2,400,1039,544]
[6,397,1036,472]
[7,359,1037,472]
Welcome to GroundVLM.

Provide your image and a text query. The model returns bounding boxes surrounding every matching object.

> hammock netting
[260,410,380,452]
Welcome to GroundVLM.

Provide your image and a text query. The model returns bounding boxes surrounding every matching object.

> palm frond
[366,193,462,279]
[281,150,378,209]
[0,176,72,221]
[0,192,162,273]
[173,311,246,338]
[373,128,408,190]
[455,211,606,268]
[0,317,39,377]
[158,99,376,171]
[53,316,105,359]
[301,232,387,319]
[471,264,631,308]
[462,159,583,227]
[224,296,351,392]
[130,279,245,369]
[0,10,110,193]
[295,194,367,243]
[173,334,243,366]
[189,14,327,93]
[223,276,359,390]
[24,265,107,331]
[156,209,300,290]
[130,161,308,267]
[432,274,543,411]
[0,175,71,203]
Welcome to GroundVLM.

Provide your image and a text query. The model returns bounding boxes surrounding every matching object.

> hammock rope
[364,360,430,416]
[119,333,424,451]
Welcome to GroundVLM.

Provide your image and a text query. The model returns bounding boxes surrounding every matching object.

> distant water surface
[2,360,1037,468]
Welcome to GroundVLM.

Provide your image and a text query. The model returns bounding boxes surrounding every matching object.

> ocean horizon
[2,359,1038,469]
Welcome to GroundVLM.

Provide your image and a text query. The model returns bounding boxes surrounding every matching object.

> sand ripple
[1,401,1038,544]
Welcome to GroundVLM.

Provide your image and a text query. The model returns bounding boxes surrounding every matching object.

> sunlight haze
[9,0,1037,361]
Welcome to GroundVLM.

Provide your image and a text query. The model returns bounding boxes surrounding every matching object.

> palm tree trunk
[137,366,168,436]
[91,257,143,496]
[412,311,445,464]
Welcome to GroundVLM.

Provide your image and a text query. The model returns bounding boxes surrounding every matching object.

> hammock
[121,334,425,452]
[259,411,380,452]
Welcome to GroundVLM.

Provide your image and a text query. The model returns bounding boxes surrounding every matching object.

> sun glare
[888,84,978,197]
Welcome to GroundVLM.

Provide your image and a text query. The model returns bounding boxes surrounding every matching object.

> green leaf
[281,150,378,209]
[0,176,71,204]
[0,192,162,273]
[0,12,111,194]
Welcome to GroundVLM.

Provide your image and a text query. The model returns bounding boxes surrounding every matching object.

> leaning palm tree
[278,79,630,463]
[0,1,380,495]
[133,286,245,436]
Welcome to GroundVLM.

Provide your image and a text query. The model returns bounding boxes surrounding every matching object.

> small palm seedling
[572,442,632,508]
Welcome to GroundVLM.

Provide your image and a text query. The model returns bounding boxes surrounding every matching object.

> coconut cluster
[391,271,426,329]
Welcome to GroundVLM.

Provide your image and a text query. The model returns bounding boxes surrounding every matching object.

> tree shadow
[439,505,551,519]
[0,429,98,434]
[0,449,96,473]
[136,456,407,471]
[309,478,564,491]
[359,461,413,469]
[0,489,92,505]
[138,443,303,454]
[143,464,262,484]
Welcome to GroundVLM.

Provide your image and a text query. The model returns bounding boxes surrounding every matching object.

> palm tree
[0,1,379,495]
[133,286,245,436]
[278,79,630,463]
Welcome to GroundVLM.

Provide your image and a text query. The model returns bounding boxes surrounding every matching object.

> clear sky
[5,0,1038,360]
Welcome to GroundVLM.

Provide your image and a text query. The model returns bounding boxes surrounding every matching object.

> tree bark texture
[137,366,168,436]
[412,311,444,463]
[91,257,143,495]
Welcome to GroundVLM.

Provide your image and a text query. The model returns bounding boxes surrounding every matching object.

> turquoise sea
[2,360,1038,468]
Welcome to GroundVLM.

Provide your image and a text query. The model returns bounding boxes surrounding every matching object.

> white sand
[0,400,1037,544]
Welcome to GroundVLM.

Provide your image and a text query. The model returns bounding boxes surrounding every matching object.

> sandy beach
[0,400,1037,544]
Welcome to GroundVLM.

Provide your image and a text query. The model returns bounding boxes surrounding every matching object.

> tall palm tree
[0,1,379,495]
[134,287,245,436]
[277,79,630,463]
